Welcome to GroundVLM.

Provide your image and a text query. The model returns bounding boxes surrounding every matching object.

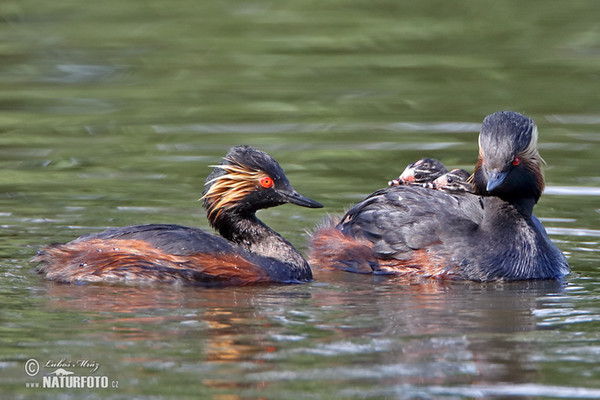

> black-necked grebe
[35,145,323,286]
[309,111,569,281]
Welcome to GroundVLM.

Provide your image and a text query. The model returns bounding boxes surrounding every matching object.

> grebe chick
[429,169,474,192]
[388,158,448,186]
[35,145,323,286]
[309,111,569,281]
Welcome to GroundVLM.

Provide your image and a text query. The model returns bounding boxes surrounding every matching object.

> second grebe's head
[473,111,545,206]
[202,145,323,226]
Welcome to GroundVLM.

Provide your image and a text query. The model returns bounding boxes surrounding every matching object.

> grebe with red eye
[34,145,323,286]
[260,177,273,188]
[309,111,569,281]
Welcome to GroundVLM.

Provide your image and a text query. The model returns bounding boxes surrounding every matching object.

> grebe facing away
[35,145,323,286]
[309,111,569,281]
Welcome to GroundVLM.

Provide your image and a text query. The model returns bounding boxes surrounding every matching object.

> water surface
[1,0,600,398]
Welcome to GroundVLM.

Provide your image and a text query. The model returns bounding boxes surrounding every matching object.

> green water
[1,0,600,398]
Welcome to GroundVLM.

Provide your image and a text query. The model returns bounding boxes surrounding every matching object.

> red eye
[260,177,274,188]
[512,156,520,166]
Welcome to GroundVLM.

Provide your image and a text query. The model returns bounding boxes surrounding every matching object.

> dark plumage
[34,145,323,286]
[309,111,569,281]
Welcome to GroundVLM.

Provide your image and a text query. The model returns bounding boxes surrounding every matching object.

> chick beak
[399,168,415,182]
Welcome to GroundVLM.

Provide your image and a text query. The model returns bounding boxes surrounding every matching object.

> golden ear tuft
[202,163,268,224]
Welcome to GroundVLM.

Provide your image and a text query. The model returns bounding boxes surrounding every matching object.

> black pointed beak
[280,189,323,208]
[486,169,508,193]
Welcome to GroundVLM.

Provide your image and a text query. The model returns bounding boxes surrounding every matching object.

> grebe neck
[512,197,536,219]
[481,196,533,225]
[477,195,568,280]
[483,194,537,220]
[211,211,310,273]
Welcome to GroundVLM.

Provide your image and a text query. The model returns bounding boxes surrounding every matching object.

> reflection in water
[39,277,568,396]
[307,275,567,389]
[44,282,282,350]
[42,282,316,396]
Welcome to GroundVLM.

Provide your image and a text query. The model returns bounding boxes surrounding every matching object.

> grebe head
[473,111,545,206]
[202,145,323,227]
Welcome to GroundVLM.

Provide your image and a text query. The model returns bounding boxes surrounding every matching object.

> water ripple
[152,121,481,135]
[546,227,600,238]
[544,186,600,196]
[339,384,600,399]
[546,114,600,125]
[407,384,600,399]
[247,361,477,382]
